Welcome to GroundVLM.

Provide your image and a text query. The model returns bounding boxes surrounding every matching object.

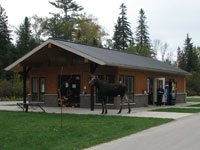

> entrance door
[153,78,165,104]
[58,75,81,107]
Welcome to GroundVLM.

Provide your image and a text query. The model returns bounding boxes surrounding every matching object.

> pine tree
[0,5,10,76]
[113,3,133,51]
[49,0,83,20]
[16,17,38,57]
[178,34,199,72]
[177,47,186,70]
[185,34,199,72]
[113,17,123,50]
[135,9,153,56]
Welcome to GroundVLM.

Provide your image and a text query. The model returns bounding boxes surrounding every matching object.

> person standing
[157,85,164,106]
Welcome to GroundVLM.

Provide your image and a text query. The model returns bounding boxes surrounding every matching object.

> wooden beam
[48,43,52,48]
[22,67,31,109]
[84,58,89,63]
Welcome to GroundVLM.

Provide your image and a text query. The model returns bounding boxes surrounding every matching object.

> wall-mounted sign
[72,84,76,88]
[65,83,69,88]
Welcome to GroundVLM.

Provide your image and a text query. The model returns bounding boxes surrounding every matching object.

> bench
[17,102,45,112]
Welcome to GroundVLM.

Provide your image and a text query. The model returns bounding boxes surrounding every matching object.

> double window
[119,75,135,103]
[32,78,46,102]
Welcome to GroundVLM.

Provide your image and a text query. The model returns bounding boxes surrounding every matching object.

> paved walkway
[0,101,196,119]
[86,113,200,150]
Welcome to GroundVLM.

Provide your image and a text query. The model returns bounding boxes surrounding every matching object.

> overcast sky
[1,0,200,60]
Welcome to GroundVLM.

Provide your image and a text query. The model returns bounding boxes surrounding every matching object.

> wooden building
[5,39,189,109]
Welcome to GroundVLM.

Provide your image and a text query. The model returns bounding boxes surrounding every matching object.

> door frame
[153,77,165,104]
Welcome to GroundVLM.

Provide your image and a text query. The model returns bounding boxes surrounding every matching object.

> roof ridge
[49,38,154,59]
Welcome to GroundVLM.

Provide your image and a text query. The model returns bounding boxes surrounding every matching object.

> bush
[0,97,23,101]
[0,73,29,100]
[187,88,197,96]
[186,71,200,96]
[0,80,12,97]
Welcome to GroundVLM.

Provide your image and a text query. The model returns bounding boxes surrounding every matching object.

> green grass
[0,97,23,101]
[0,111,173,150]
[187,98,200,102]
[152,108,200,113]
[187,104,200,107]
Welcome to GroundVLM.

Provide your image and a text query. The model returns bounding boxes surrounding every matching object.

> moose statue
[89,74,131,114]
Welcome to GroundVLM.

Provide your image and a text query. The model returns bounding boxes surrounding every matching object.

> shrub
[0,73,29,100]
[186,71,200,96]
[0,97,23,101]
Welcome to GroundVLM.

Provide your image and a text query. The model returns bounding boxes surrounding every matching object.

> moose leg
[125,94,131,113]
[118,96,123,114]
[101,100,104,114]
[104,97,108,114]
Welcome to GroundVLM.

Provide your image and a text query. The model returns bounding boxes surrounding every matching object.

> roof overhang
[4,39,106,71]
[106,63,190,76]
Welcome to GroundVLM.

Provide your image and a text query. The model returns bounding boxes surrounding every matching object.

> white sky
[1,0,200,60]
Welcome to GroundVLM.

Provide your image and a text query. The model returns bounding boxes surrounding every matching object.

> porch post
[23,67,27,105]
[90,63,99,111]
[22,67,31,107]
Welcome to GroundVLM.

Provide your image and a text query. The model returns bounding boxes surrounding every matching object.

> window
[72,54,84,64]
[119,75,124,84]
[97,75,104,80]
[39,78,46,102]
[126,76,135,103]
[32,78,46,102]
[32,78,38,101]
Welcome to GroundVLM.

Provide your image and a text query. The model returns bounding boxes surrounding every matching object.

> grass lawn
[0,111,173,150]
[187,98,200,102]
[152,108,200,113]
[187,104,200,107]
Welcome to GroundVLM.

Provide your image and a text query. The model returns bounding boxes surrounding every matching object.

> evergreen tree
[177,47,186,70]
[135,9,153,56]
[113,17,123,50]
[178,34,199,72]
[0,4,14,78]
[113,3,133,51]
[49,0,83,20]
[16,17,38,57]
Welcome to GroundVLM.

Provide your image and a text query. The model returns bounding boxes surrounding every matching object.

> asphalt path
[86,114,200,150]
